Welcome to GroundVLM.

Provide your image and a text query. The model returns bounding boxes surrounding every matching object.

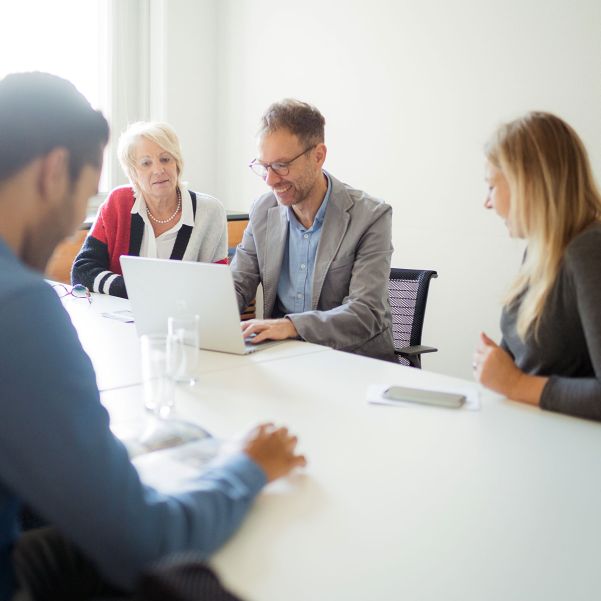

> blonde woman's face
[132,137,178,203]
[484,160,512,228]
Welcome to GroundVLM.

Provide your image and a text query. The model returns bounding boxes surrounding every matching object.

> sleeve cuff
[284,314,304,340]
[539,376,557,410]
[214,452,267,497]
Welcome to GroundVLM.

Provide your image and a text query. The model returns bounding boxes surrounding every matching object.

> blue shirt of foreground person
[0,72,306,600]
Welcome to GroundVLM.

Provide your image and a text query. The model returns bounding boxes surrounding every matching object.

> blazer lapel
[262,204,288,316]
[312,176,352,308]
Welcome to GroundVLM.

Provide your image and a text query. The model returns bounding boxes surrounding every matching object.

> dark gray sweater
[500,222,601,421]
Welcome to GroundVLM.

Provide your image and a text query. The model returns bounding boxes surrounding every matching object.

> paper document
[102,309,135,323]
[132,438,222,492]
[111,415,221,490]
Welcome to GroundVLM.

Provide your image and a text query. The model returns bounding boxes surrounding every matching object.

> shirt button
[303,234,309,239]
[300,264,306,270]
[297,293,302,299]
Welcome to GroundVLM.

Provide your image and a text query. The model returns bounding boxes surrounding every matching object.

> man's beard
[279,176,315,208]
[21,225,64,273]
[21,191,76,272]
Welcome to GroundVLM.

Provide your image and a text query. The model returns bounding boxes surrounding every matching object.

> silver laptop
[120,256,278,355]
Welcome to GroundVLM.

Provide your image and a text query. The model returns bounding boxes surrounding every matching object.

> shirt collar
[179,185,194,227]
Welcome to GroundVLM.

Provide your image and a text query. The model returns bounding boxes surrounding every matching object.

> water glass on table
[140,334,180,418]
[167,315,200,385]
[131,331,212,459]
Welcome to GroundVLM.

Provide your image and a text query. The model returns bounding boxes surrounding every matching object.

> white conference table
[61,292,330,391]
[65,290,601,601]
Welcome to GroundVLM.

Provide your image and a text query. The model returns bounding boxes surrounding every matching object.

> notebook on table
[120,255,281,355]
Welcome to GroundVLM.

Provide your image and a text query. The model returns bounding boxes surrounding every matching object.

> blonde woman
[474,112,601,420]
[72,121,227,298]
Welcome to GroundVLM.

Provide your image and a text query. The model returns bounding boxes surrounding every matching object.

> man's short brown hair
[259,99,325,147]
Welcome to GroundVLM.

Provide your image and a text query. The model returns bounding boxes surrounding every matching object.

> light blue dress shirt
[0,237,266,599]
[276,174,332,316]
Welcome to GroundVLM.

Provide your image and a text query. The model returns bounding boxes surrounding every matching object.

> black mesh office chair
[14,530,244,601]
[388,268,438,368]
[133,554,245,601]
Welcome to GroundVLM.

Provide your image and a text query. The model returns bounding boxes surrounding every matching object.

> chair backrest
[136,553,245,601]
[388,268,438,359]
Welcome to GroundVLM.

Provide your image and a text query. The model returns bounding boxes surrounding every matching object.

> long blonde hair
[485,112,601,339]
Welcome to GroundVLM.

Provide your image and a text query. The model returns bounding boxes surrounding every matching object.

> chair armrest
[395,345,437,357]
[395,345,437,368]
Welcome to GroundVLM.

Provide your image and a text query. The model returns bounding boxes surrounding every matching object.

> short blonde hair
[117,121,184,190]
[485,111,601,339]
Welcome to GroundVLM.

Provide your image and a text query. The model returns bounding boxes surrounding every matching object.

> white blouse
[130,186,195,259]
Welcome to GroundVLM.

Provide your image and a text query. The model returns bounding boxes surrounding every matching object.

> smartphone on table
[382,385,466,408]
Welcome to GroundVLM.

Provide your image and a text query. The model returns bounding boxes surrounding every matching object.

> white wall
[148,0,219,195]
[155,0,601,379]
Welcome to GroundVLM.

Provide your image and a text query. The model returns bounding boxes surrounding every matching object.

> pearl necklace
[146,188,182,224]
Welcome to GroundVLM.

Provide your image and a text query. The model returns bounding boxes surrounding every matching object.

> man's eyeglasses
[52,283,92,304]
[249,145,316,178]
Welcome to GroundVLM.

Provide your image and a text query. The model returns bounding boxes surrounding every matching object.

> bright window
[0,0,110,191]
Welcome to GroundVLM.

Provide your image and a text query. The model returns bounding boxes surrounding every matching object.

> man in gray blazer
[231,99,395,362]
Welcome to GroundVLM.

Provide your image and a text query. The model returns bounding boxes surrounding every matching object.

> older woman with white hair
[72,121,227,298]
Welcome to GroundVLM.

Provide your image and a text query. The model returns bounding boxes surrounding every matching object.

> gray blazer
[231,173,395,361]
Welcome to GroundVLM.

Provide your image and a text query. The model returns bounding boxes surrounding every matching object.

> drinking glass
[140,334,181,418]
[167,315,200,385]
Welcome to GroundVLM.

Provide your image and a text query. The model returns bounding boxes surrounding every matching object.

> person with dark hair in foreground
[0,72,306,601]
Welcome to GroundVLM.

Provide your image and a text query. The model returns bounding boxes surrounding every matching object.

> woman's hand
[473,332,523,397]
[473,332,546,405]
